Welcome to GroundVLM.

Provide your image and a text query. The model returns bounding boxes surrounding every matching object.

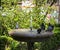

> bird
[40,23,45,30]
[46,23,54,32]
[37,28,41,34]
[37,23,45,34]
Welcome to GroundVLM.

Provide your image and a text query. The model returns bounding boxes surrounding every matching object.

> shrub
[0,36,18,50]
[40,24,60,50]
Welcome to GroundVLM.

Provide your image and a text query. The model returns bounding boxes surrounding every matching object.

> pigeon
[46,23,54,32]
[37,23,45,34]
[37,28,41,34]
[40,23,45,30]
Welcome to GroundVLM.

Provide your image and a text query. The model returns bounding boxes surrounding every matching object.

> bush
[0,36,8,50]
[0,36,19,50]
[40,24,60,50]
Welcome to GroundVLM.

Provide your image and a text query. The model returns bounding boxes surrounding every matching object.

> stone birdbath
[9,29,53,50]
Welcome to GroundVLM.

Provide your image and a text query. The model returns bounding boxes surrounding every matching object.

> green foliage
[0,36,9,50]
[0,0,59,50]
[40,24,60,50]
[40,33,60,50]
[0,36,20,50]
[34,0,47,6]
